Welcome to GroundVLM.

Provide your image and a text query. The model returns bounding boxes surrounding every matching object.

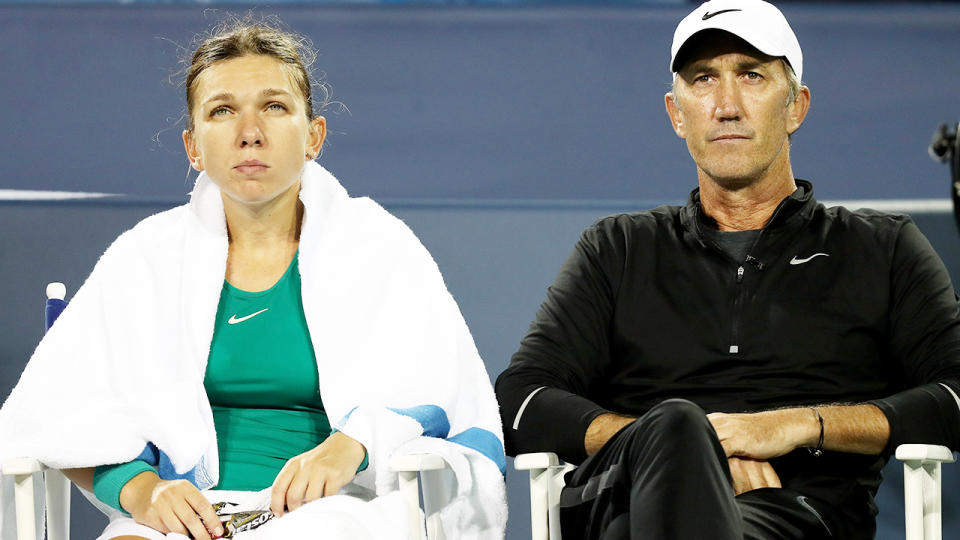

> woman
[0,18,505,540]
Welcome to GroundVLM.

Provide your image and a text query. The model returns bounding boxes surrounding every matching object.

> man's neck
[697,166,797,232]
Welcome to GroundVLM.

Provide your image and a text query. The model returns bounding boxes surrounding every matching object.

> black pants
[559,399,842,540]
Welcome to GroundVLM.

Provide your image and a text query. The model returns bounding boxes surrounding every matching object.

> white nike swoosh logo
[796,495,833,535]
[789,253,829,265]
[228,308,269,325]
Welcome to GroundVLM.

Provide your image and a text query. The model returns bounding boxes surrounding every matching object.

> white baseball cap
[670,0,803,82]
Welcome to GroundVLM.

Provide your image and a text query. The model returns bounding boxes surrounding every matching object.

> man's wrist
[585,413,636,456]
[780,407,822,450]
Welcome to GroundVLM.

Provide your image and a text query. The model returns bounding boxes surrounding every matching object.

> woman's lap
[97,518,169,540]
[97,488,405,540]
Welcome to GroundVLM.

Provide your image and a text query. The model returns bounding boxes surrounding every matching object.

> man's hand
[709,404,890,459]
[708,409,819,460]
[119,471,223,540]
[727,457,781,495]
[270,431,367,516]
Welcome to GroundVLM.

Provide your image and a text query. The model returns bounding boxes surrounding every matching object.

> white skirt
[96,487,407,540]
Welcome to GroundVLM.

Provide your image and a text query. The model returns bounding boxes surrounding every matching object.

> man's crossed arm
[585,404,890,495]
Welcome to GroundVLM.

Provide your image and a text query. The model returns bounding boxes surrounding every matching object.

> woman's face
[182,55,325,207]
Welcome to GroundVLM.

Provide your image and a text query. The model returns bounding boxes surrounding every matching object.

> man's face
[665,33,809,189]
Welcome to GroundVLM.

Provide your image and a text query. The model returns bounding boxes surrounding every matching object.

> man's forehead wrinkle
[734,57,766,69]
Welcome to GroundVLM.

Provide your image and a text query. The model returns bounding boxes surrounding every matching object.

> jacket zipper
[696,195,793,355]
[729,265,745,354]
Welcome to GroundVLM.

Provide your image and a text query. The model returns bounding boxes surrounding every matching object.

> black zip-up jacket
[496,180,960,525]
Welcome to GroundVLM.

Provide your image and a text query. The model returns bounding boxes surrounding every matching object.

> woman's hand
[119,471,224,540]
[270,431,367,516]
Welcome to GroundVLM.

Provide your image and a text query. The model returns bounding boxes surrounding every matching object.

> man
[494,1,960,538]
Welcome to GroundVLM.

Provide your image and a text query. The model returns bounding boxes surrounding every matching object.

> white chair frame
[3,454,450,540]
[2,459,70,540]
[516,444,955,540]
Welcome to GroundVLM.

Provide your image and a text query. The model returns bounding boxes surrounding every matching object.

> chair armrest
[896,444,955,540]
[515,453,569,540]
[514,452,560,471]
[2,459,72,540]
[1,457,47,476]
[389,453,448,473]
[45,469,71,540]
[390,453,452,540]
[3,458,48,540]
[895,444,955,463]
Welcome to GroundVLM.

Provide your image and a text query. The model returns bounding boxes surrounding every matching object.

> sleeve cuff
[507,386,607,464]
[869,382,960,454]
[93,460,156,514]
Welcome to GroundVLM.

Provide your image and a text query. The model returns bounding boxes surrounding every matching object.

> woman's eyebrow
[202,89,290,106]
[203,92,233,106]
[261,88,292,98]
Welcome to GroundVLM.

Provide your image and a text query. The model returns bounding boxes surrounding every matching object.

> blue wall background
[1,2,959,539]
[2,3,959,203]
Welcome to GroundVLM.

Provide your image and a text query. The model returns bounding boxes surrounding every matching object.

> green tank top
[92,253,368,510]
[205,253,331,491]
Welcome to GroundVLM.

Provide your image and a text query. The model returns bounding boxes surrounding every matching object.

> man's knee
[597,399,717,468]
[645,398,711,433]
[616,398,714,450]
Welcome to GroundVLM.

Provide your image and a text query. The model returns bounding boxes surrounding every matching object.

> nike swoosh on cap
[702,8,742,20]
[789,253,829,265]
[228,308,269,325]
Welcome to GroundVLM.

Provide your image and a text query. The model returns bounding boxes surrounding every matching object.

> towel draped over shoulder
[0,162,506,539]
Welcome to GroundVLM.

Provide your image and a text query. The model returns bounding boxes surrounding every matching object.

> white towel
[96,486,408,540]
[0,162,506,539]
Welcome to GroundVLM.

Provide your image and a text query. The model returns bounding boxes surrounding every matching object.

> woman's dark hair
[184,15,329,130]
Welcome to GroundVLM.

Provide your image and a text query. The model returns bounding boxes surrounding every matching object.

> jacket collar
[679,179,817,238]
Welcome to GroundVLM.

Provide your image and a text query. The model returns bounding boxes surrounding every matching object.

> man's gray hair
[782,60,802,104]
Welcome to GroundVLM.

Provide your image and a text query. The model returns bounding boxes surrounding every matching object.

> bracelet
[808,407,824,457]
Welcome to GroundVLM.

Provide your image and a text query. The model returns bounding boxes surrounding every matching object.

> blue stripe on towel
[135,443,210,489]
[389,405,451,438]
[134,443,160,465]
[335,405,505,473]
[338,406,358,426]
[448,427,506,474]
